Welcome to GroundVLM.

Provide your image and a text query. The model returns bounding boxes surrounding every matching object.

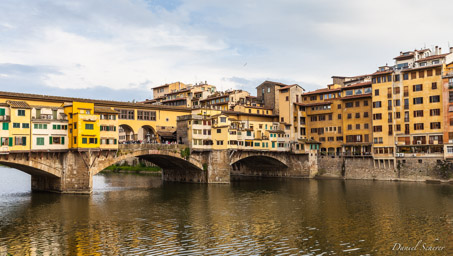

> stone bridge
[0,145,317,194]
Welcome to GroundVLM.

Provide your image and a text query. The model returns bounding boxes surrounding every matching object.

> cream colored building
[31,106,68,151]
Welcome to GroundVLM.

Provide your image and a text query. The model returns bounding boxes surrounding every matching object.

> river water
[0,166,452,255]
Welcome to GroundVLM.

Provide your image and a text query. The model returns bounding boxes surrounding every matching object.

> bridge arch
[92,146,207,183]
[137,125,158,143]
[119,124,135,142]
[231,155,288,172]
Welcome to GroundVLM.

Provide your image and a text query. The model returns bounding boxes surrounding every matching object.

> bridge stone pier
[0,144,317,194]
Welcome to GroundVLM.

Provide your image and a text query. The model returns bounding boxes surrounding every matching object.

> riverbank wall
[317,156,453,183]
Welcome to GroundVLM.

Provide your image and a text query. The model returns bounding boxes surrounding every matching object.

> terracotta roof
[294,101,333,107]
[200,94,230,102]
[0,91,191,112]
[7,100,31,109]
[161,98,187,103]
[340,93,372,100]
[256,80,291,88]
[302,88,341,96]
[30,105,63,110]
[401,64,442,72]
[278,84,298,90]
[394,53,414,60]
[371,70,393,76]
[342,81,372,89]
[94,107,119,114]
[164,88,191,95]
[415,53,450,62]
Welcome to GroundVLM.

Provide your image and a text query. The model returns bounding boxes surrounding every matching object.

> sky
[0,0,453,101]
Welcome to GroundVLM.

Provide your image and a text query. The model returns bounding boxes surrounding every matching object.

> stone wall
[317,156,452,182]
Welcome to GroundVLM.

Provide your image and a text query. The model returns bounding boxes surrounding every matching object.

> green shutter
[22,137,26,146]
[114,139,117,144]
[0,108,5,116]
[49,136,53,144]
[2,122,8,130]
[61,137,65,145]
[8,137,12,147]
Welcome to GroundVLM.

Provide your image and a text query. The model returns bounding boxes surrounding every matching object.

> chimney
[439,47,442,54]
[450,47,453,53]
[435,46,439,55]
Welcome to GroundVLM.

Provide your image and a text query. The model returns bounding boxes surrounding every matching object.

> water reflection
[0,167,452,255]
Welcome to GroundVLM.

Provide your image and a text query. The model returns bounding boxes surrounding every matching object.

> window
[404,86,409,97]
[414,123,424,130]
[374,89,379,96]
[394,87,400,94]
[118,109,135,120]
[396,124,401,131]
[345,90,353,96]
[137,111,156,121]
[220,117,226,123]
[216,140,224,145]
[268,88,270,93]
[338,114,342,120]
[364,123,369,129]
[413,84,423,92]
[429,95,440,103]
[373,113,382,120]
[17,110,25,116]
[22,123,29,128]
[2,122,8,130]
[364,112,369,118]
[36,137,45,146]
[337,104,341,109]
[411,72,416,79]
[403,73,409,80]
[394,74,400,81]
[85,124,94,130]
[355,101,360,107]
[430,122,441,129]
[355,113,360,118]
[286,96,289,101]
[373,101,382,108]
[355,124,360,129]
[430,109,440,116]
[413,97,423,105]
[15,137,26,146]
[13,123,20,128]
[395,112,401,119]
[347,124,352,130]
[373,126,382,132]
[394,99,400,106]
[432,82,437,89]
[345,102,353,108]
[363,100,368,106]
[413,110,423,117]
[89,138,97,144]
[419,70,425,78]
[347,113,352,119]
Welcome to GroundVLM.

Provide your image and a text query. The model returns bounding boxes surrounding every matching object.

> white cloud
[0,0,453,101]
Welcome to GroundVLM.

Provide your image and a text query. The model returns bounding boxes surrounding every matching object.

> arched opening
[138,154,205,182]
[138,125,158,143]
[231,155,288,177]
[0,161,61,192]
[119,124,135,143]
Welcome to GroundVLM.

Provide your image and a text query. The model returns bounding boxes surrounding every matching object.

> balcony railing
[0,115,10,121]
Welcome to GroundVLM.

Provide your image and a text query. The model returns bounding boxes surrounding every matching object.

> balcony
[0,115,10,121]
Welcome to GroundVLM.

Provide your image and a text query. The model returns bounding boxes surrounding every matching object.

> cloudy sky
[0,0,452,101]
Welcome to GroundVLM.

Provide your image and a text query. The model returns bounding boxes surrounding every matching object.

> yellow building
[152,82,187,99]
[0,103,12,153]
[8,101,32,152]
[372,47,452,163]
[341,81,373,156]
[302,85,343,156]
[65,102,100,150]
[95,107,119,150]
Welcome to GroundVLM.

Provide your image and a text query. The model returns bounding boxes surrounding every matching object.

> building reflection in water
[0,170,452,255]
